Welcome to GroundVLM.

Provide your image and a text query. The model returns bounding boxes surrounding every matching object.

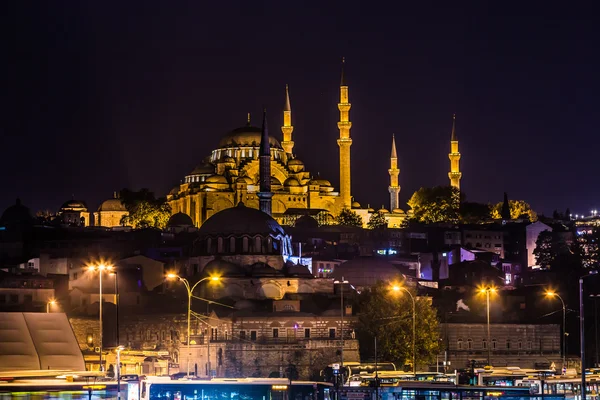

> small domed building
[59,199,90,226]
[94,193,129,228]
[196,203,330,300]
[166,212,196,233]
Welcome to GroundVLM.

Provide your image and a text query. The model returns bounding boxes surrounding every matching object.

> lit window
[505,273,512,284]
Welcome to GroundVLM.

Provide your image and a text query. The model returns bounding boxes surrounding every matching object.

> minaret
[337,58,353,208]
[258,109,273,216]
[281,84,294,156]
[388,134,401,211]
[448,114,462,189]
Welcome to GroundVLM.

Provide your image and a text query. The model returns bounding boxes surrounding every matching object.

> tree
[407,186,461,224]
[354,282,441,370]
[490,200,537,221]
[367,210,388,229]
[335,208,363,227]
[119,188,172,229]
[460,202,492,224]
[121,200,172,229]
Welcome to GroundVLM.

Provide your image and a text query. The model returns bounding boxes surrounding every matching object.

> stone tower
[258,109,273,216]
[448,114,462,189]
[388,134,401,211]
[337,58,353,208]
[281,84,294,156]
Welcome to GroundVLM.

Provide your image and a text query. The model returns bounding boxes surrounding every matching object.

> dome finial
[284,84,291,112]
[451,113,457,141]
[340,57,346,86]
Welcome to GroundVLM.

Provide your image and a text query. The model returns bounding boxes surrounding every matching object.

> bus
[477,367,555,387]
[140,377,333,400]
[321,361,397,385]
[517,374,600,397]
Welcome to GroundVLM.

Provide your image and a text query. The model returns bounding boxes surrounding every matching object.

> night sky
[3,2,598,216]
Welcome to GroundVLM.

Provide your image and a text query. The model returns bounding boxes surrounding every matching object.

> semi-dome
[236,176,254,184]
[315,178,331,187]
[97,198,127,212]
[167,212,194,227]
[287,158,305,173]
[351,201,361,209]
[61,199,88,210]
[190,163,214,175]
[199,202,286,236]
[218,125,282,149]
[205,175,228,184]
[284,177,300,187]
[332,257,405,288]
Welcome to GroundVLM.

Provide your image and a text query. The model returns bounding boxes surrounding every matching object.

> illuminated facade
[448,114,462,189]
[168,69,352,227]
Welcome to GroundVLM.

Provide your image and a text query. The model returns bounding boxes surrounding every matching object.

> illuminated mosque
[167,61,461,228]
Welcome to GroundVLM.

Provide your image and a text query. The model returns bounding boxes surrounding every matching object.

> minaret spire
[337,57,353,209]
[281,84,295,156]
[388,134,401,211]
[448,114,462,190]
[258,109,273,216]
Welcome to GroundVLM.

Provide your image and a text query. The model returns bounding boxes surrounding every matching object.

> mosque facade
[167,62,461,229]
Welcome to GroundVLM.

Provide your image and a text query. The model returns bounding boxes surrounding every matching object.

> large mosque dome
[218,125,282,150]
[199,202,286,237]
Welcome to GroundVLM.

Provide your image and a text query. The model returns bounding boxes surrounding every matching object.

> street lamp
[392,285,416,377]
[47,299,57,313]
[109,271,120,347]
[88,263,114,372]
[334,278,349,381]
[115,345,124,400]
[545,291,567,369]
[479,286,497,366]
[580,270,598,400]
[167,274,220,377]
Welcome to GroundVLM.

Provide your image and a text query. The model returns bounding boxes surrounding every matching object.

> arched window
[482,339,487,349]
[518,341,523,350]
[255,237,262,253]
[206,238,212,254]
[506,340,511,349]
[492,339,497,349]
[217,237,223,253]
[230,237,236,253]
[467,339,473,350]
[242,237,248,252]
[457,339,463,350]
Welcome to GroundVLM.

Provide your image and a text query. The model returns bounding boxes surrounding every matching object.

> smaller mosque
[196,113,331,301]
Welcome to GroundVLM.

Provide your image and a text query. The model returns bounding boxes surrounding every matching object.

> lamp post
[46,299,57,313]
[479,286,497,366]
[167,274,220,377]
[116,345,124,400]
[110,271,120,347]
[392,285,416,377]
[88,263,114,372]
[334,277,349,377]
[580,271,598,400]
[545,291,567,368]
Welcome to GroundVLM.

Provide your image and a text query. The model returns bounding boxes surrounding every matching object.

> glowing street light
[545,291,567,368]
[167,274,220,377]
[391,284,416,376]
[46,299,57,313]
[479,286,497,366]
[88,263,114,372]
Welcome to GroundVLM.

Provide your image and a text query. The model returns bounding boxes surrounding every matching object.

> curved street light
[167,274,220,377]
[545,291,567,369]
[479,286,497,366]
[88,263,114,372]
[392,285,416,377]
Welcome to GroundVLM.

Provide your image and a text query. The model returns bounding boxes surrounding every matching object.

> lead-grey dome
[199,202,286,236]
[167,212,194,227]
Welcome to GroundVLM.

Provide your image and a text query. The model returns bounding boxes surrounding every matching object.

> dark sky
[3,2,598,216]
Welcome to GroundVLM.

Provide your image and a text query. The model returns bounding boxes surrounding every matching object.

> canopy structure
[0,313,85,371]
